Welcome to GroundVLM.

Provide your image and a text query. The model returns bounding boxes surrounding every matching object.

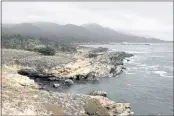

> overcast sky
[2,2,173,41]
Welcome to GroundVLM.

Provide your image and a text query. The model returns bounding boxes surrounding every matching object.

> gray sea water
[66,43,173,115]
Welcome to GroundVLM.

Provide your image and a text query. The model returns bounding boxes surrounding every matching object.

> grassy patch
[34,46,56,56]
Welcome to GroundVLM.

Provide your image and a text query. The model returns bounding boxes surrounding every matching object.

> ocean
[66,43,173,115]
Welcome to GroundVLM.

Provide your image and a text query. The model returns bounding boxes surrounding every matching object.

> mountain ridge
[2,22,166,43]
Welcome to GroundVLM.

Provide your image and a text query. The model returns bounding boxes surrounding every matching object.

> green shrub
[34,46,56,56]
[53,42,77,52]
[61,45,77,52]
[84,99,110,116]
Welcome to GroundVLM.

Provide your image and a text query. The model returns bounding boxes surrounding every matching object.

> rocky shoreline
[2,47,134,115]
[17,47,133,91]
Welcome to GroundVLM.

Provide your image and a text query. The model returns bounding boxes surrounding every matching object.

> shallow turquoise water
[66,43,173,115]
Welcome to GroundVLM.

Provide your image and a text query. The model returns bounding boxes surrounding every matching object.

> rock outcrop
[17,48,133,89]
[89,91,107,97]
[49,50,133,80]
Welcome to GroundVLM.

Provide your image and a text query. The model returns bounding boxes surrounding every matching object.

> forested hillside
[2,22,166,43]
[2,34,77,52]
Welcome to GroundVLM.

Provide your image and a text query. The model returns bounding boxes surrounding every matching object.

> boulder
[64,79,74,85]
[53,83,60,88]
[89,91,107,97]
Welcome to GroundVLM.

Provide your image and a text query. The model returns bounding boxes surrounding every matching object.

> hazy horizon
[2,2,173,41]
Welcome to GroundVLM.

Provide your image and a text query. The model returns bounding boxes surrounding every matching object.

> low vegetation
[2,34,77,53]
[2,49,74,72]
[34,46,56,56]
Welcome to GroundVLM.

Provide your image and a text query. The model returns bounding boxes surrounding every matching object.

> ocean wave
[163,66,173,71]
[127,61,141,66]
[138,64,147,67]
[109,49,117,52]
[123,55,139,65]
[125,51,150,54]
[147,65,159,70]
[151,55,164,58]
[110,49,150,54]
[153,71,172,78]
[137,65,159,72]
[125,68,136,74]
[125,56,140,65]
[125,71,135,75]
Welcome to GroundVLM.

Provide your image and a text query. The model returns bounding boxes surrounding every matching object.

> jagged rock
[115,65,123,75]
[64,79,74,85]
[89,91,107,97]
[53,83,60,88]
[110,65,123,77]
[85,72,96,80]
[115,60,124,65]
